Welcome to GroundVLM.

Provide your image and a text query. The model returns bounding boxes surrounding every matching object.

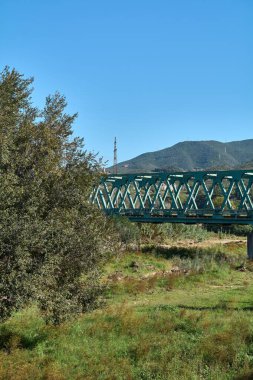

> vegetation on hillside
[239,160,253,170]
[110,139,253,173]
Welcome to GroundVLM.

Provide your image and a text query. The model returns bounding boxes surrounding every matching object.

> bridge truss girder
[91,170,253,224]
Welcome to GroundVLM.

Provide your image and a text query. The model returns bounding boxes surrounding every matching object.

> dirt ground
[160,237,246,249]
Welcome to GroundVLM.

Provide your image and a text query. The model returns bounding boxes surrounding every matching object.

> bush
[140,223,209,243]
[111,216,140,247]
[207,224,253,236]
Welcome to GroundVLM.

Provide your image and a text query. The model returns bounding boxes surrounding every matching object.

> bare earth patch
[160,237,246,249]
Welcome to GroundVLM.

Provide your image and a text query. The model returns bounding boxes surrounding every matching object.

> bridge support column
[247,233,253,260]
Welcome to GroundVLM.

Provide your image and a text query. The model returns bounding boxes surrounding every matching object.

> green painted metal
[91,170,253,224]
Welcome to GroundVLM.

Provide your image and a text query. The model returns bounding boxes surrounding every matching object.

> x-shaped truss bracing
[91,170,253,224]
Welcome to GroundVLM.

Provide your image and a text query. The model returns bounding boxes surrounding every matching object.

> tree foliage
[0,67,114,324]
[111,216,140,247]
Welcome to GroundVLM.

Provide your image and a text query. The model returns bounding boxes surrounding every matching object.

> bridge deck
[91,169,253,224]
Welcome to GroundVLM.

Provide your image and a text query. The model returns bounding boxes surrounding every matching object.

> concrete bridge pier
[247,232,253,260]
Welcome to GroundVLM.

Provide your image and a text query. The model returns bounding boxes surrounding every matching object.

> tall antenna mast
[113,137,118,174]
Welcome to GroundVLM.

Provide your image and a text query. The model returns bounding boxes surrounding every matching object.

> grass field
[1,239,253,379]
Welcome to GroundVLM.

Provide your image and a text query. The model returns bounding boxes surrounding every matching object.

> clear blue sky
[1,0,252,166]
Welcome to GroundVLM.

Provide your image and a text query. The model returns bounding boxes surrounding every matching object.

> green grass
[1,242,253,379]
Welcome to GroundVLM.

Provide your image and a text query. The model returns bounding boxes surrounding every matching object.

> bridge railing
[91,170,253,224]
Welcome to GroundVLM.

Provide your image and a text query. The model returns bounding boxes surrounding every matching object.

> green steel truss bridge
[91,169,253,225]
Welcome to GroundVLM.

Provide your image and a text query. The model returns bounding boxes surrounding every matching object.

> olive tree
[0,67,114,324]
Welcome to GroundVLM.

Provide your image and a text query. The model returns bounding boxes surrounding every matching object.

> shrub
[111,216,140,247]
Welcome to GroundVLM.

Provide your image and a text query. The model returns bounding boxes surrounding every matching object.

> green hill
[109,139,253,173]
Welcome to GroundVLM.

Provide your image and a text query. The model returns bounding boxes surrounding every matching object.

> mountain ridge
[108,139,253,173]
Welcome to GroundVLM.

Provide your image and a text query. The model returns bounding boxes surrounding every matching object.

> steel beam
[91,169,253,224]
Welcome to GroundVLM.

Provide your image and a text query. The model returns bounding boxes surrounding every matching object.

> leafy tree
[111,216,140,248]
[0,67,115,324]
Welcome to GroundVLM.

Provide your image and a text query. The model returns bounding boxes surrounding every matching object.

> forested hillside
[111,139,253,173]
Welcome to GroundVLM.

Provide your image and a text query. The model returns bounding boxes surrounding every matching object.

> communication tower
[113,137,118,174]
